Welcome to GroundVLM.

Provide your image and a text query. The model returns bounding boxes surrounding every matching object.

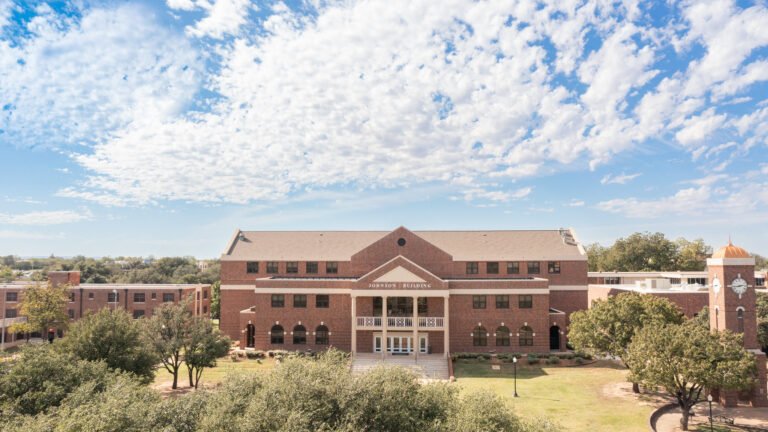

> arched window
[737,308,745,333]
[293,325,306,344]
[316,325,329,345]
[495,326,510,346]
[473,325,487,347]
[270,324,284,344]
[519,326,534,346]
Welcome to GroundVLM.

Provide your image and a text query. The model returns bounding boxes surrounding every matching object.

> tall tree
[627,320,756,431]
[58,308,159,383]
[210,281,221,319]
[184,317,231,388]
[600,232,679,271]
[145,301,192,389]
[585,243,608,271]
[8,282,70,337]
[568,292,684,392]
[674,238,711,271]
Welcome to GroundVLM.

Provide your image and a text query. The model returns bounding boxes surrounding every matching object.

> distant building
[0,271,210,349]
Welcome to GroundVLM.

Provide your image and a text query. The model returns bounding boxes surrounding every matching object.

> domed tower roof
[711,240,750,259]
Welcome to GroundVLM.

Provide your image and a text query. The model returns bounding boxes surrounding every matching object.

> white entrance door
[419,335,428,353]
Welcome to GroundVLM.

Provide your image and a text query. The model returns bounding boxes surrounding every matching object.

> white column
[413,296,418,361]
[443,295,450,359]
[382,296,388,360]
[351,295,357,356]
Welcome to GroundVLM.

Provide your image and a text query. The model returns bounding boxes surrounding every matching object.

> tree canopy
[586,232,713,272]
[57,308,159,383]
[627,320,756,430]
[8,282,70,336]
[184,317,230,388]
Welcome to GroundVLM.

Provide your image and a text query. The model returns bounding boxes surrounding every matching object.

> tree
[757,292,768,350]
[0,344,113,415]
[58,308,158,383]
[210,280,221,319]
[8,282,70,337]
[627,320,756,430]
[184,317,231,388]
[0,266,13,283]
[585,243,608,272]
[144,301,192,389]
[755,253,767,270]
[674,238,711,271]
[600,232,679,271]
[568,292,683,392]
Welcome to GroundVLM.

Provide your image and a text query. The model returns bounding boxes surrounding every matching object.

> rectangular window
[495,295,509,309]
[466,262,479,274]
[605,277,621,285]
[306,262,318,274]
[326,262,338,274]
[151,292,157,300]
[246,261,259,274]
[133,310,145,319]
[548,261,561,274]
[203,290,208,299]
[69,292,75,302]
[757,278,766,287]
[108,292,119,303]
[5,292,17,302]
[487,262,499,274]
[293,294,307,308]
[88,292,94,300]
[472,295,486,309]
[506,262,520,274]
[203,305,208,314]
[527,262,540,274]
[5,309,17,318]
[68,309,75,319]
[271,294,285,308]
[316,294,330,308]
[286,262,299,273]
[519,295,533,309]
[163,293,174,303]
[687,277,707,285]
[197,292,200,300]
[134,293,145,303]
[266,262,279,274]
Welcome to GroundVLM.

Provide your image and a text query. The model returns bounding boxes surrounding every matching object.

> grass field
[153,356,276,390]
[453,359,656,432]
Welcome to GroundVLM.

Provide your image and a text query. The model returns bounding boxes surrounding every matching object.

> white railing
[418,317,444,328]
[0,317,27,328]
[357,317,382,327]
[356,316,444,328]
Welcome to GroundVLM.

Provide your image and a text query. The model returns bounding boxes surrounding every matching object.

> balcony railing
[356,316,444,329]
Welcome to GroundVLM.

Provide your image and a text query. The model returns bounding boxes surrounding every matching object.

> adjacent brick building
[220,226,589,357]
[0,271,210,348]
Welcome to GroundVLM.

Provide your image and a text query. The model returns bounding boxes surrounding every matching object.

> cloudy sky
[1,0,767,258]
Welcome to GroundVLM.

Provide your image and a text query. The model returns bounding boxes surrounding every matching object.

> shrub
[230,353,238,362]
[526,354,539,365]
[546,355,560,365]
[574,357,585,365]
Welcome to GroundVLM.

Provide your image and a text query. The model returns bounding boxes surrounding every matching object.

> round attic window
[397,238,406,246]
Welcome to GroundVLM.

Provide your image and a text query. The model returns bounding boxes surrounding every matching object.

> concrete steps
[351,354,449,381]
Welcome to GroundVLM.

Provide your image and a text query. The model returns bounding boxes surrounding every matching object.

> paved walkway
[351,353,449,381]
[656,403,768,431]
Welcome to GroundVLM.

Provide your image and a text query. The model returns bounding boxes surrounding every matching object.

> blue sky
[1,0,767,258]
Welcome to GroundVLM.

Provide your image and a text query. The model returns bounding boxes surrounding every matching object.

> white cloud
[674,108,727,148]
[180,0,253,39]
[0,3,201,149]
[0,209,92,225]
[600,172,641,185]
[567,199,585,207]
[462,186,532,203]
[0,0,13,29]
[0,230,63,240]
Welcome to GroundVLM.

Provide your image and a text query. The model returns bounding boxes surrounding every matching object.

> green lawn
[153,356,276,390]
[453,359,656,432]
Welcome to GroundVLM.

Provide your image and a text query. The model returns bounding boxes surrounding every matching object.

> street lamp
[707,394,713,432]
[512,356,519,397]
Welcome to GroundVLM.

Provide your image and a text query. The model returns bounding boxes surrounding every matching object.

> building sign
[368,282,432,289]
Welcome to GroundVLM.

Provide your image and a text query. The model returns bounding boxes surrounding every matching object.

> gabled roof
[222,228,586,261]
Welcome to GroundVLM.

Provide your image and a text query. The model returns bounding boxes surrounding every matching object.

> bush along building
[0,271,210,349]
[219,227,589,358]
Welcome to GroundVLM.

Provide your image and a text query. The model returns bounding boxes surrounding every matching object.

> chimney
[48,271,81,287]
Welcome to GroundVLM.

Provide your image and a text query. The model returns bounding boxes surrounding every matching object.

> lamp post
[513,356,519,397]
[707,394,713,432]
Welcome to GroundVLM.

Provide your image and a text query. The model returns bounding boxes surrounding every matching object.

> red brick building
[1,271,210,348]
[220,227,589,357]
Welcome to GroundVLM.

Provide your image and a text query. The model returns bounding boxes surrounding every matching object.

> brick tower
[707,241,768,407]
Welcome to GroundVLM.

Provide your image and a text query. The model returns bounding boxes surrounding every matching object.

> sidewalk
[656,403,768,431]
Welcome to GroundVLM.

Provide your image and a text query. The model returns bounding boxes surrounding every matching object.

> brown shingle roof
[222,228,586,261]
